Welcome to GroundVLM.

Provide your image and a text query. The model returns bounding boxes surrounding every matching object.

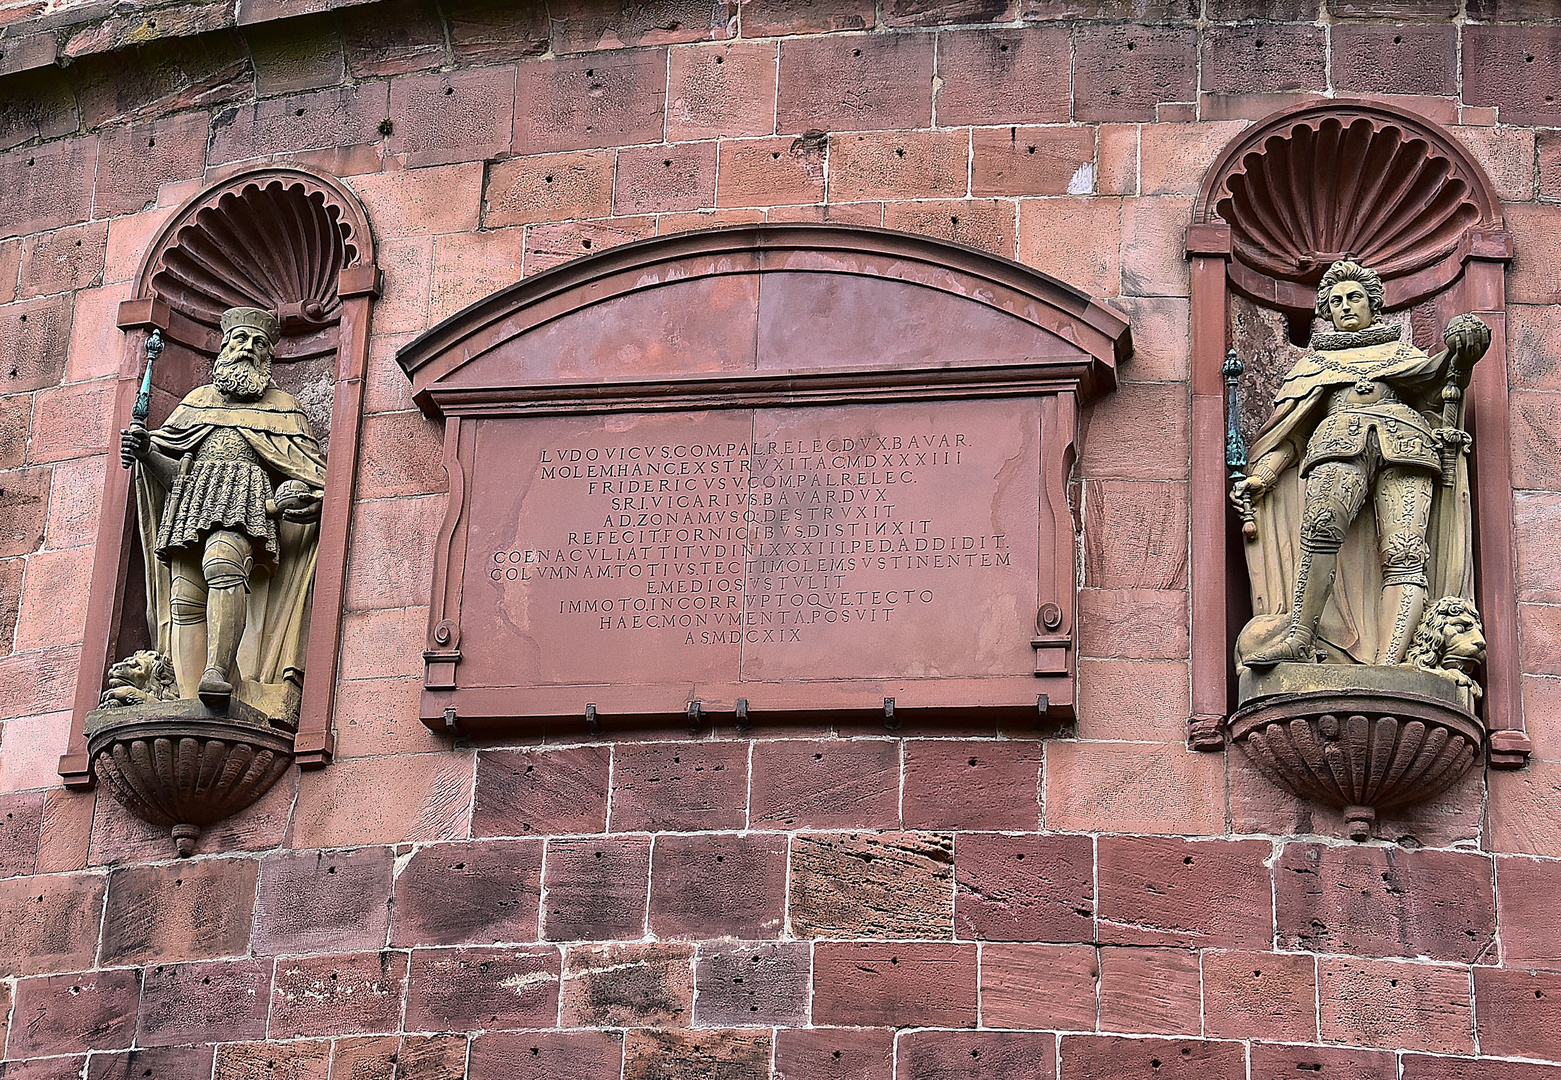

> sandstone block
[1059,1035,1246,1080]
[27,378,115,464]
[826,130,969,202]
[980,943,1099,1030]
[1137,122,1248,197]
[1045,741,1223,835]
[1317,957,1473,1054]
[694,941,810,1026]
[543,835,651,940]
[405,945,560,1031]
[550,0,735,53]
[936,28,1070,126]
[1080,481,1190,590]
[1464,25,1561,128]
[1076,659,1191,741]
[1332,24,1457,97]
[1475,966,1561,1060]
[1097,836,1272,949]
[616,141,718,215]
[1402,1058,1561,1080]
[9,968,141,1057]
[624,1029,771,1080]
[0,789,43,877]
[649,832,788,939]
[357,410,447,499]
[774,1028,894,1079]
[1073,26,1195,123]
[747,737,899,829]
[347,162,484,239]
[739,0,873,35]
[18,220,106,298]
[42,454,106,551]
[0,135,96,239]
[1119,196,1193,298]
[428,228,528,321]
[1202,23,1325,95]
[898,1031,1055,1078]
[1507,204,1561,306]
[0,294,72,395]
[344,493,441,611]
[880,199,1017,258]
[514,50,667,155]
[524,216,656,275]
[0,466,49,558]
[270,951,410,1038]
[954,832,1093,942]
[445,0,549,62]
[391,838,544,947]
[1017,196,1121,299]
[93,113,209,219]
[667,42,778,141]
[812,941,977,1027]
[1496,856,1561,968]
[339,0,444,78]
[136,958,271,1047]
[559,941,695,1028]
[716,134,828,209]
[1201,950,1317,1042]
[1249,1044,1397,1080]
[214,1039,332,1080]
[291,750,471,849]
[474,745,610,836]
[87,1046,216,1080]
[469,1030,624,1079]
[790,831,954,938]
[388,66,516,168]
[971,126,1093,199]
[101,857,257,965]
[1275,844,1496,964]
[609,741,748,831]
[1098,946,1201,1035]
[777,34,935,133]
[254,846,394,956]
[209,84,389,165]
[902,740,1041,830]
[1077,590,1189,661]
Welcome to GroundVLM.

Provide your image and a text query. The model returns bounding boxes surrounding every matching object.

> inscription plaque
[396,225,1129,734]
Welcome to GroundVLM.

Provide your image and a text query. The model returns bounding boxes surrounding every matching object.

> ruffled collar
[1312,321,1402,351]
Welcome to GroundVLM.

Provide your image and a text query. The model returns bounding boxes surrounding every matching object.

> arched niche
[397,224,1130,736]
[61,167,381,786]
[1185,100,1529,767]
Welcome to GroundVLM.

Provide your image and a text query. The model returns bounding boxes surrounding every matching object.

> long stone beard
[213,356,271,400]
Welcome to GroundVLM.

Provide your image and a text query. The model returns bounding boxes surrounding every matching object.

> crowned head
[214,307,279,400]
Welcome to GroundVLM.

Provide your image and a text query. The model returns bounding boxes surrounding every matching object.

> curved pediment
[396,224,1131,416]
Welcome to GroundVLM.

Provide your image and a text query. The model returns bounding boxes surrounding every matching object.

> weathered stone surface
[1059,1035,1246,1080]
[812,941,977,1027]
[93,112,209,218]
[624,1029,771,1080]
[693,941,810,1027]
[137,958,271,1047]
[473,745,610,836]
[1201,950,1317,1042]
[667,41,776,141]
[1249,1045,1397,1080]
[469,1030,624,1079]
[514,49,667,155]
[0,466,49,558]
[254,846,394,956]
[1082,481,1189,589]
[87,1045,217,1080]
[1097,836,1273,949]
[1318,957,1474,1054]
[559,942,694,1028]
[0,294,71,395]
[9,968,141,1057]
[405,946,560,1031]
[773,1028,894,1079]
[100,858,258,965]
[1475,966,1561,1061]
[0,135,96,239]
[209,83,389,165]
[901,740,1042,830]
[214,1039,332,1080]
[980,943,1099,1031]
[270,951,410,1038]
[1073,25,1195,123]
[937,28,1070,127]
[543,835,651,941]
[790,830,954,938]
[954,832,1093,943]
[1497,855,1561,968]
[897,1031,1056,1079]
[1275,844,1496,964]
[748,738,898,829]
[609,741,748,831]
[390,839,544,947]
[649,832,787,939]
[1098,946,1201,1035]
[388,65,516,168]
[777,34,934,133]
[1045,741,1224,835]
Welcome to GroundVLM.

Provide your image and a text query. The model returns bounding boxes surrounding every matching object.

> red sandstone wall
[3,0,1561,1076]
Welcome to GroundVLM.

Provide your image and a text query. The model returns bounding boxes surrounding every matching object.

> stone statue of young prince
[1231,260,1489,682]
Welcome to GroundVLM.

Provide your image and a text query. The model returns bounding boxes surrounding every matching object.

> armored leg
[197,529,254,708]
[169,553,209,699]
[1374,467,1435,665]
[1247,461,1369,667]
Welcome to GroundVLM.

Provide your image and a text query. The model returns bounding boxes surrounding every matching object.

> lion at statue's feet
[1402,597,1487,702]
[98,650,180,708]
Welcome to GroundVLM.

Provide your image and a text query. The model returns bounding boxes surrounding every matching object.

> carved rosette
[1229,685,1483,841]
[87,702,295,856]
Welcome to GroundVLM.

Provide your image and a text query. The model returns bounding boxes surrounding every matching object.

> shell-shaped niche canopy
[1196,103,1500,317]
[147,175,361,341]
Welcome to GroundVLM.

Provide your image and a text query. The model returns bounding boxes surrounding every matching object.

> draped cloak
[1237,335,1475,668]
[134,385,327,708]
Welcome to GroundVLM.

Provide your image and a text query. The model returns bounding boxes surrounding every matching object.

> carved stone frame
[396,224,1130,736]
[59,167,380,786]
[1185,99,1531,767]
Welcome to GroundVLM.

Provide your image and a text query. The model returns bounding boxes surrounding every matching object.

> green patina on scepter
[132,328,164,428]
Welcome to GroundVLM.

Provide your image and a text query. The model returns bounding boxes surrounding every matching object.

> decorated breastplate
[194,426,261,465]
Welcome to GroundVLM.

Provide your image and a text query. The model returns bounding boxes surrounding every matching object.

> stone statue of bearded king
[1231,261,1489,680]
[120,307,327,722]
